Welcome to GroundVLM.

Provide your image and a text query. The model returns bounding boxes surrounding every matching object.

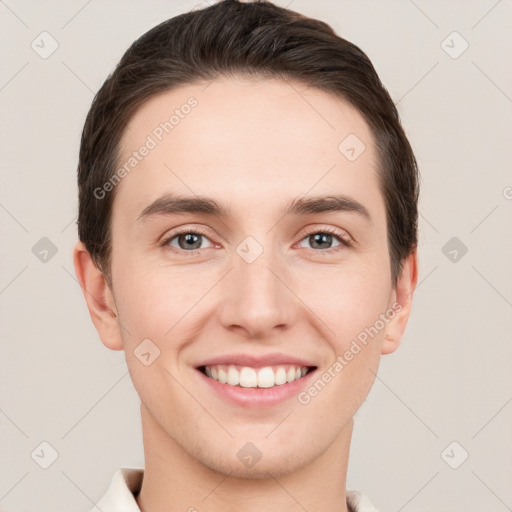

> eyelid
[299,225,353,244]
[295,225,354,253]
[158,224,216,251]
[160,224,353,255]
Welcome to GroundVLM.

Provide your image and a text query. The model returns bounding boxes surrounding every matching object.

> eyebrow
[137,193,373,224]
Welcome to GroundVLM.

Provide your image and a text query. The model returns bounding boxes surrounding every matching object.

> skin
[74,75,418,512]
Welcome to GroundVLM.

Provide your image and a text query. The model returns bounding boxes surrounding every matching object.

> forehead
[113,75,383,226]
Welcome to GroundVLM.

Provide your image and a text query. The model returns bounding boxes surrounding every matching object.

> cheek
[111,228,392,347]
[299,263,392,345]
[112,257,217,342]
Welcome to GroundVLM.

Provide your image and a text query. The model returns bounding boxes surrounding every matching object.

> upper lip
[196,353,317,368]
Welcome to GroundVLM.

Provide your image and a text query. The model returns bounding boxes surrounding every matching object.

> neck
[136,404,353,512]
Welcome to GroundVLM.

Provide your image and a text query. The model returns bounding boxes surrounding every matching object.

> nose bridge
[218,234,295,337]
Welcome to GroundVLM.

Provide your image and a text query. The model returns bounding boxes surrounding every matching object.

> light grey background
[1,1,511,511]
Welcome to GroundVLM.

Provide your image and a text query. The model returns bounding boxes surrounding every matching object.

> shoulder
[346,489,381,512]
[87,467,144,512]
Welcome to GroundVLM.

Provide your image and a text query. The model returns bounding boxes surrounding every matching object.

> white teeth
[227,365,240,386]
[203,364,311,388]
[257,367,275,388]
[275,367,287,385]
[239,367,257,387]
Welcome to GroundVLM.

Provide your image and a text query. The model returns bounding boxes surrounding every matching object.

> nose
[217,240,298,340]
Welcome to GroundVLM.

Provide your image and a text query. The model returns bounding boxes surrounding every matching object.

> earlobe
[73,241,124,351]
[381,248,419,355]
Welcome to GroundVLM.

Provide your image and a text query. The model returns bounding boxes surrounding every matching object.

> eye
[297,227,352,253]
[160,226,352,256]
[162,228,215,254]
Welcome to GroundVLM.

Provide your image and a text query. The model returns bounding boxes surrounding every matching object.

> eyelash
[160,226,353,256]
[300,226,353,253]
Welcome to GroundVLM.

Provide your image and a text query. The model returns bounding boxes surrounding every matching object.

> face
[85,76,415,478]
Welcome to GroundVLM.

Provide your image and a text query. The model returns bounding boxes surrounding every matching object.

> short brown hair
[77,0,419,288]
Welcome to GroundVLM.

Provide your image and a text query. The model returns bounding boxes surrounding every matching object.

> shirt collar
[90,468,380,512]
[89,468,143,512]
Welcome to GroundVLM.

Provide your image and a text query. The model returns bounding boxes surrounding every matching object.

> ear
[73,240,124,351]
[381,247,419,355]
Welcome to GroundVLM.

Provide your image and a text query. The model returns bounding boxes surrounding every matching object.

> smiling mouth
[198,364,317,389]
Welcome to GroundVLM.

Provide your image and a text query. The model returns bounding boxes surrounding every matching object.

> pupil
[180,233,200,249]
[312,233,331,249]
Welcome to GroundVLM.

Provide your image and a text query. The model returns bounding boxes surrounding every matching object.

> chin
[197,441,315,480]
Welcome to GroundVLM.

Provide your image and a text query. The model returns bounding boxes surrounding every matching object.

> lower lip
[196,368,317,408]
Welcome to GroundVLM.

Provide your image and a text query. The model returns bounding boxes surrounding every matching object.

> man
[73,1,419,510]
